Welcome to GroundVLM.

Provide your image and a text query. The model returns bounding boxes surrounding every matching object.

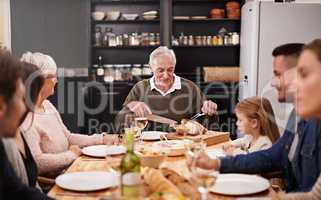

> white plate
[56,171,119,192]
[206,149,225,158]
[141,131,167,141]
[82,145,126,158]
[152,140,192,156]
[210,174,270,196]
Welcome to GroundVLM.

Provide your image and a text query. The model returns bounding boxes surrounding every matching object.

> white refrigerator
[239,1,321,132]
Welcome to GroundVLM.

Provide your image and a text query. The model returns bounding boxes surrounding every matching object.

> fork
[190,112,205,120]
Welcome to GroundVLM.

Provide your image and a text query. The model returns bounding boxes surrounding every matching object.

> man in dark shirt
[0,50,52,200]
[193,43,321,192]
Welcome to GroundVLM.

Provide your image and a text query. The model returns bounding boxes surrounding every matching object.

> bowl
[143,15,158,20]
[122,13,139,20]
[92,11,105,21]
[138,153,166,168]
[106,11,120,20]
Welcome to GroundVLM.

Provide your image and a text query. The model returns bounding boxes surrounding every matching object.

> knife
[146,114,178,125]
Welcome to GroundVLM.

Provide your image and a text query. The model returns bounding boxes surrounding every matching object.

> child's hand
[222,144,236,156]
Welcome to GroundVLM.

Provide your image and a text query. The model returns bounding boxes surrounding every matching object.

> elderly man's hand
[201,100,217,116]
[127,101,152,117]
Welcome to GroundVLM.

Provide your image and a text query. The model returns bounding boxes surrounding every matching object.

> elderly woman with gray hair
[116,46,218,132]
[20,52,118,177]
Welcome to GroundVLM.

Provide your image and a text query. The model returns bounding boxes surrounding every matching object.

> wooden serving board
[166,131,230,146]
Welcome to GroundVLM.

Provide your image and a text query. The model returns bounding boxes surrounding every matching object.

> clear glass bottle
[149,33,156,46]
[94,27,102,47]
[188,35,194,46]
[156,33,160,45]
[108,28,117,47]
[102,27,110,47]
[103,64,114,83]
[232,32,240,45]
[120,128,141,199]
[123,34,129,46]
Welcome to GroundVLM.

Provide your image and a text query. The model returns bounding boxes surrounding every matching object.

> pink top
[21,100,104,176]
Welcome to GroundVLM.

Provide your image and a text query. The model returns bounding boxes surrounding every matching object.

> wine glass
[186,141,217,200]
[134,117,148,143]
[190,161,217,200]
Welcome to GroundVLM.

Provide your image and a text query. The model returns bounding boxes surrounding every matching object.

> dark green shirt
[115,77,208,132]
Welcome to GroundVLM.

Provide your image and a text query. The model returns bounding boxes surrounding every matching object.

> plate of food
[141,131,168,141]
[82,145,126,157]
[152,140,192,156]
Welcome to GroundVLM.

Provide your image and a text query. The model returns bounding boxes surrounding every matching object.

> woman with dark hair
[2,61,45,189]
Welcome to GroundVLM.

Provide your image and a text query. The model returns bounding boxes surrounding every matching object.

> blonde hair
[235,97,280,143]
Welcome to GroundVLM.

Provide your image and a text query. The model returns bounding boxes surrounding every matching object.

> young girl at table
[223,96,280,156]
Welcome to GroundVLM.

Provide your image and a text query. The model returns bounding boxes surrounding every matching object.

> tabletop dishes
[55,171,119,192]
[210,174,270,195]
[141,131,168,141]
[82,145,126,158]
[152,139,193,156]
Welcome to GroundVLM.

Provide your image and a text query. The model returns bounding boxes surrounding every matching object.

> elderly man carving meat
[115,46,217,132]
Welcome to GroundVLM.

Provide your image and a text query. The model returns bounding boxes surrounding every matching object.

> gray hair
[148,46,176,67]
[21,52,57,76]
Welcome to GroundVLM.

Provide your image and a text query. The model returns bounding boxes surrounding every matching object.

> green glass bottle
[120,128,141,199]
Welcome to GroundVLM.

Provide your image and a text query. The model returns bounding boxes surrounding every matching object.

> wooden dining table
[48,141,276,200]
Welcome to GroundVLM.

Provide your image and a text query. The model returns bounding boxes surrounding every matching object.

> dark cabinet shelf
[173,45,240,48]
[92,0,159,4]
[173,18,240,22]
[93,19,160,24]
[93,45,159,49]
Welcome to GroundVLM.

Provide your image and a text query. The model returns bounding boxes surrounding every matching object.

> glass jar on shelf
[217,35,224,45]
[224,34,229,46]
[212,36,218,46]
[156,33,160,45]
[116,35,123,46]
[195,36,202,46]
[206,36,212,46]
[122,64,133,81]
[129,33,139,46]
[142,64,153,76]
[114,65,123,81]
[232,32,240,45]
[107,28,117,47]
[178,32,185,45]
[183,36,188,46]
[123,34,129,46]
[94,27,102,47]
[103,64,114,83]
[202,36,207,46]
[188,35,194,46]
[132,64,142,76]
[141,32,149,46]
[149,33,156,46]
[102,27,110,47]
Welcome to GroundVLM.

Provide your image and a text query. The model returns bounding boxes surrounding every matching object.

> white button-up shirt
[149,74,182,96]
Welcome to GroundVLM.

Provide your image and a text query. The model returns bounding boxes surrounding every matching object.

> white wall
[0,0,11,50]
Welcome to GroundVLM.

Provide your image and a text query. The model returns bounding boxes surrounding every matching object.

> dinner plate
[152,140,192,156]
[210,174,270,196]
[206,148,226,158]
[82,145,126,158]
[56,171,119,192]
[141,131,168,141]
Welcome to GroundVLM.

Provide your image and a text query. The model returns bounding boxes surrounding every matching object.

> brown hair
[21,62,45,111]
[303,38,321,63]
[235,96,280,143]
[0,50,23,103]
